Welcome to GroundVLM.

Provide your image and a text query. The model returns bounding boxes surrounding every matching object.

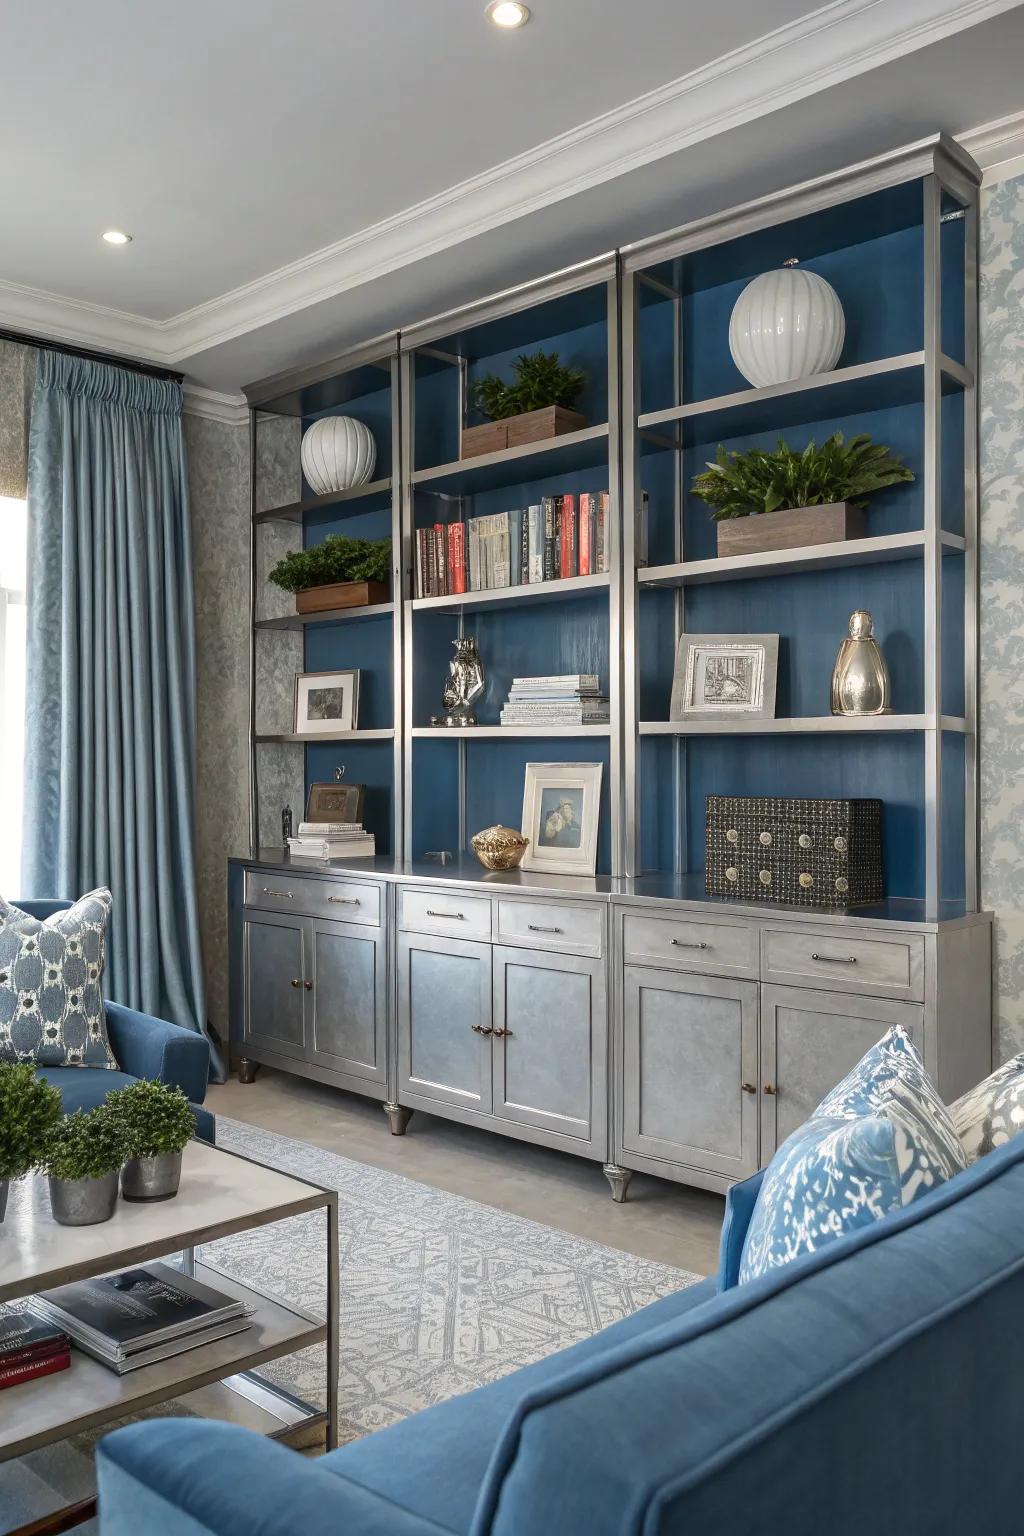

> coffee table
[0,1139,339,1535]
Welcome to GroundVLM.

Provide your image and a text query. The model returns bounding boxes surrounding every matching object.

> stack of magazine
[287,818,375,860]
[500,674,610,728]
[33,1262,252,1375]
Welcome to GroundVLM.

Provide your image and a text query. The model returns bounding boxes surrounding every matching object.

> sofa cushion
[951,1053,1024,1163]
[0,890,117,1069]
[324,1276,716,1535]
[38,1067,215,1145]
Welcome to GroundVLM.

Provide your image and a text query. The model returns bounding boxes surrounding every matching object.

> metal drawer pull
[527,923,563,934]
[263,887,293,900]
[471,1023,493,1036]
[492,1027,512,1038]
[290,978,302,988]
[327,895,360,906]
[811,952,858,965]
[427,909,465,920]
[763,1083,777,1095]
[670,938,709,950]
[304,980,313,991]
[741,1081,757,1095]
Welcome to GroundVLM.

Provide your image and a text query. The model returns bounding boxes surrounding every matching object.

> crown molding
[182,384,248,426]
[0,0,1019,375]
[961,109,1024,182]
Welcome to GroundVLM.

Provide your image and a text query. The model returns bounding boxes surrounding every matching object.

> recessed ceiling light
[101,229,132,246]
[486,2,530,28]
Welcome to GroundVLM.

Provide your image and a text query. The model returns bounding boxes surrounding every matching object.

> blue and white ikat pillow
[0,890,118,1069]
[738,1027,966,1285]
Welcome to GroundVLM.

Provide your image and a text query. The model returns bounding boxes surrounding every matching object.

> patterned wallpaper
[979,168,1024,1062]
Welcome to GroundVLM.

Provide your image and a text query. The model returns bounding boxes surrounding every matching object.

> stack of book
[416,490,644,598]
[33,1263,252,1376]
[0,1309,71,1391]
[500,674,610,729]
[287,820,375,860]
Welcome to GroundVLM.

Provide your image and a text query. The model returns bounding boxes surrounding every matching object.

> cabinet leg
[383,1102,413,1136]
[237,1058,259,1085]
[603,1164,633,1203]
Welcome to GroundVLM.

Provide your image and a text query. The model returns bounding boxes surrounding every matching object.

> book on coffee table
[33,1262,252,1374]
[0,1307,71,1389]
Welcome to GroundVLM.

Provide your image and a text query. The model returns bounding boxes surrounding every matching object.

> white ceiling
[2,0,1024,397]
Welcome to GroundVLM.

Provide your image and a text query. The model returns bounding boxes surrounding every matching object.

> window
[0,496,27,894]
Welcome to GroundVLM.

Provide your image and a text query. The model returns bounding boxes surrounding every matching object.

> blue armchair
[15,900,214,1143]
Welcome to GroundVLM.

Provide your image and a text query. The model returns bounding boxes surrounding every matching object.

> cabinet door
[307,918,386,1084]
[622,966,759,1181]
[760,985,926,1159]
[491,946,607,1154]
[242,909,307,1062]
[397,932,493,1113]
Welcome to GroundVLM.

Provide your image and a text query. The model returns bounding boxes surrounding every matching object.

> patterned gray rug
[0,1117,697,1531]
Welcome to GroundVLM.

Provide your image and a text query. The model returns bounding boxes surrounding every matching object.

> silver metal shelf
[638,531,966,587]
[253,476,393,524]
[411,724,611,739]
[410,572,609,615]
[254,729,395,744]
[638,715,969,737]
[255,602,395,630]
[411,424,609,496]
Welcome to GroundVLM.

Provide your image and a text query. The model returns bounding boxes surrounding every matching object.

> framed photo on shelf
[669,634,778,721]
[521,762,602,877]
[305,780,365,824]
[294,669,360,735]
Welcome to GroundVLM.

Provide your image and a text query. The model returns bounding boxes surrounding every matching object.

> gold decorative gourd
[471,825,530,871]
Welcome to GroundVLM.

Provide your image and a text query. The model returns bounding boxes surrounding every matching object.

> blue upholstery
[11,899,213,1142]
[98,1132,1024,1535]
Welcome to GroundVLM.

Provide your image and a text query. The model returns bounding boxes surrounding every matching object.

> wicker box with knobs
[705,795,884,907]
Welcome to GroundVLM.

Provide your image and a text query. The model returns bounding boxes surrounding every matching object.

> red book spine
[0,1338,70,1372]
[0,1350,71,1390]
[451,522,466,593]
[578,493,592,576]
[558,495,572,579]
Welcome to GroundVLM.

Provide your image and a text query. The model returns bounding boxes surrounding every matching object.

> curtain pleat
[22,350,217,1071]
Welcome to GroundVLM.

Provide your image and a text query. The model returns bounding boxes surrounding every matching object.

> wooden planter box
[715,502,866,559]
[295,580,389,615]
[461,405,587,460]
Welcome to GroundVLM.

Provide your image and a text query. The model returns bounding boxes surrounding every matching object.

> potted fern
[691,433,914,558]
[268,534,391,615]
[107,1079,196,1201]
[0,1064,63,1223]
[40,1106,128,1227]
[463,350,587,459]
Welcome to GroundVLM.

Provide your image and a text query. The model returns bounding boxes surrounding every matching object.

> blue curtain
[22,351,216,1069]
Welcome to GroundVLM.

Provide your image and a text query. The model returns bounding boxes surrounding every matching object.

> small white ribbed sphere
[729,264,845,389]
[300,416,376,495]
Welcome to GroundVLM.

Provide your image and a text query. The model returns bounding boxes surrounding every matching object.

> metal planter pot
[121,1150,182,1202]
[0,1179,8,1223]
[49,1169,120,1226]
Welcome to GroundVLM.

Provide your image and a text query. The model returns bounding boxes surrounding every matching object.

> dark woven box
[705,795,884,908]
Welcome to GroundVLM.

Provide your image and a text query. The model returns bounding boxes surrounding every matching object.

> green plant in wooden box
[107,1079,196,1201]
[0,1063,63,1221]
[268,535,391,615]
[690,432,914,558]
[463,350,588,459]
[41,1105,129,1226]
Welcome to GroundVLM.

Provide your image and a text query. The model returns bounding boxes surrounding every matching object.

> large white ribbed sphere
[729,266,845,389]
[300,416,376,495]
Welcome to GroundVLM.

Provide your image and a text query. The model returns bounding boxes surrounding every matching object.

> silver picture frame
[293,668,360,735]
[669,634,779,721]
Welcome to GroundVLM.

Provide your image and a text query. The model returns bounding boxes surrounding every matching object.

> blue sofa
[15,900,214,1143]
[97,1126,1024,1534]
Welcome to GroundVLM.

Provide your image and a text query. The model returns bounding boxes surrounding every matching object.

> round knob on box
[726,867,739,882]
[798,833,812,849]
[759,831,773,846]
[799,872,813,889]
[759,869,772,886]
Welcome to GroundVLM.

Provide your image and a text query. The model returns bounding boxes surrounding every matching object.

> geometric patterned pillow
[951,1054,1024,1163]
[0,890,117,1069]
[738,1025,967,1285]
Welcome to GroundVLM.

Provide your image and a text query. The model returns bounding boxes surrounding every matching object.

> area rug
[0,1117,698,1532]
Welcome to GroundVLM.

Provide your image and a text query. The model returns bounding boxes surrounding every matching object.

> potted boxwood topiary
[107,1079,195,1201]
[0,1063,63,1222]
[40,1106,128,1226]
[464,350,588,459]
[268,534,391,616]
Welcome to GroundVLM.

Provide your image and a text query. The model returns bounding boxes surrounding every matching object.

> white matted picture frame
[294,669,360,735]
[521,762,602,877]
[669,634,779,721]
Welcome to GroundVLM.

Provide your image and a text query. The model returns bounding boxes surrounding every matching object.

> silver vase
[49,1169,120,1226]
[831,609,892,716]
[121,1150,183,1201]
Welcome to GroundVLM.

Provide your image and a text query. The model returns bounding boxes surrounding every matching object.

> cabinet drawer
[761,926,924,1001]
[621,911,757,978]
[245,871,380,927]
[496,898,603,957]
[399,886,491,941]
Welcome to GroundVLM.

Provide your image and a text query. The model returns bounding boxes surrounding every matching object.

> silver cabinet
[396,931,493,1114]
[492,945,606,1156]
[242,909,307,1064]
[760,986,925,1158]
[307,918,387,1086]
[621,966,759,1183]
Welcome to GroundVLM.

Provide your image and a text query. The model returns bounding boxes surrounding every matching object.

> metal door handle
[741,1081,757,1094]
[471,1023,493,1036]
[427,909,464,920]
[811,952,857,964]
[263,888,294,900]
[290,978,302,988]
[304,980,313,991]
[492,1027,512,1038]
[328,895,360,906]
[670,938,709,950]
[527,924,562,934]
[763,1083,777,1095]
